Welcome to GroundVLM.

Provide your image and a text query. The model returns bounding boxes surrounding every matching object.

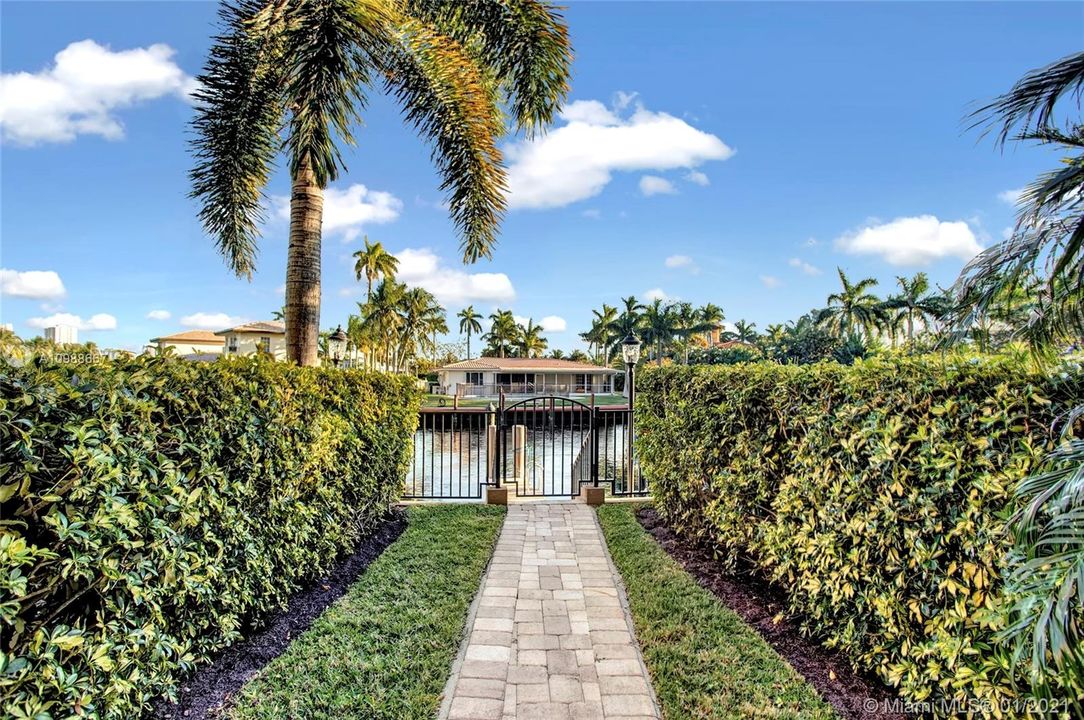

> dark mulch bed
[152,510,408,720]
[636,507,905,720]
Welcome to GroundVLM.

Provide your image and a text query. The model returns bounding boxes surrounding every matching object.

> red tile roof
[214,321,286,336]
[150,330,225,345]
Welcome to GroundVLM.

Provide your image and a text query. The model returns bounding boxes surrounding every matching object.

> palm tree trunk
[656,340,663,367]
[285,155,323,366]
[466,331,471,360]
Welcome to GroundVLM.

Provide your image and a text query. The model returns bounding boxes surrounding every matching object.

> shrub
[0,354,419,719]
[637,355,1082,710]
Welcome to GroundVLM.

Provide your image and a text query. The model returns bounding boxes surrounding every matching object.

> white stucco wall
[222,332,287,361]
[158,342,224,356]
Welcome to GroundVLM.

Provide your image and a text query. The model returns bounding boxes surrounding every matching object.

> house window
[574,374,588,393]
[466,372,484,385]
[227,337,239,353]
[258,337,271,353]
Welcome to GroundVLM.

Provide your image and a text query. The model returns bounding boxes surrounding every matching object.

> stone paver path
[440,503,660,720]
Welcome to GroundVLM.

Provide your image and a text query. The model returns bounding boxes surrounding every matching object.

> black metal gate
[497,396,594,497]
[403,397,648,500]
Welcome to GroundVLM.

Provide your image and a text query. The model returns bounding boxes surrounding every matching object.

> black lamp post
[621,332,642,487]
[328,325,347,368]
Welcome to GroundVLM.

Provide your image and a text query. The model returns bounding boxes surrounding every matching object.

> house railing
[451,382,613,398]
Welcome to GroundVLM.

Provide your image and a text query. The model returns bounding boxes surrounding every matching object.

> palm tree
[190,0,572,365]
[484,309,518,358]
[672,302,708,364]
[962,53,1084,698]
[456,305,483,360]
[723,319,758,344]
[816,268,886,340]
[592,304,619,361]
[549,349,566,359]
[353,238,399,304]
[271,305,286,321]
[607,296,644,361]
[516,319,548,358]
[699,303,725,347]
[640,299,677,366]
[881,272,948,345]
[398,287,446,369]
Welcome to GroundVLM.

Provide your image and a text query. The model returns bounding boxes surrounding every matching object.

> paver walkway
[439,503,660,720]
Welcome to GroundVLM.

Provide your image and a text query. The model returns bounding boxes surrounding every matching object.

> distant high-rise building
[45,325,78,345]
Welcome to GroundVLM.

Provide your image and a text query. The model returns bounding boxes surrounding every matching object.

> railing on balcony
[450,382,613,398]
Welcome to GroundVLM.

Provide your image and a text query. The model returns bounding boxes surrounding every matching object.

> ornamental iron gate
[403,396,647,500]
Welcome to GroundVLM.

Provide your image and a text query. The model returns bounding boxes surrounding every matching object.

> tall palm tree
[816,268,885,340]
[882,272,948,344]
[640,299,677,366]
[672,302,707,364]
[607,296,645,360]
[962,53,1084,698]
[353,237,399,303]
[723,319,758,344]
[457,305,483,360]
[484,309,518,358]
[592,304,618,361]
[516,318,548,358]
[699,302,725,347]
[190,0,573,365]
[398,287,446,369]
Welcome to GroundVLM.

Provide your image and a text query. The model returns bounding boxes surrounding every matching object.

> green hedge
[637,355,1082,709]
[0,355,419,719]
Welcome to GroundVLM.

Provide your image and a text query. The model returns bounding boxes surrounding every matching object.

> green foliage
[637,355,1083,710]
[687,345,762,365]
[0,355,419,719]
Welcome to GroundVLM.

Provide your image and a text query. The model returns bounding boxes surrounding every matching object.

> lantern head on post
[328,325,348,367]
[621,332,641,366]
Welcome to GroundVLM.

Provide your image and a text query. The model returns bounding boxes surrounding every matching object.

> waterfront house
[436,357,618,398]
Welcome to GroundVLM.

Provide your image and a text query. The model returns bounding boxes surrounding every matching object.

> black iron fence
[402,397,647,500]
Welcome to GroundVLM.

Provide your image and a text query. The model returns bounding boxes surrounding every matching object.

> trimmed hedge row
[0,355,419,719]
[637,355,1082,709]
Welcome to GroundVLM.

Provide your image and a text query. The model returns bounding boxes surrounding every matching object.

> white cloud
[788,257,822,275]
[505,99,734,209]
[664,255,693,269]
[581,209,601,220]
[639,175,676,197]
[759,275,781,289]
[395,248,515,305]
[835,215,982,266]
[146,309,171,321]
[273,183,402,242]
[27,312,116,331]
[613,90,638,111]
[643,288,669,302]
[685,170,710,186]
[180,312,243,330]
[540,315,567,332]
[998,188,1024,206]
[560,99,620,126]
[1,269,66,299]
[0,40,195,145]
[513,315,530,327]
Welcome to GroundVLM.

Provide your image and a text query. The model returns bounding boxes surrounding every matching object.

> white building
[44,325,78,345]
[149,330,225,359]
[215,321,287,360]
[437,357,618,398]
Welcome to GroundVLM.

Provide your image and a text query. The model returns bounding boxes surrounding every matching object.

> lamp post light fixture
[328,325,348,368]
[621,332,641,489]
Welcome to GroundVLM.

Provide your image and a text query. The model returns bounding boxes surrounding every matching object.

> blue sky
[1,1,1081,352]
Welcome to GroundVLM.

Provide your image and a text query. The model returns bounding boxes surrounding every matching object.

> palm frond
[381,17,507,262]
[283,0,387,186]
[969,51,1084,146]
[407,0,573,136]
[189,0,291,278]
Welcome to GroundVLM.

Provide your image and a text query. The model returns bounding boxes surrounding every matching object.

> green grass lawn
[225,505,505,720]
[597,503,836,720]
